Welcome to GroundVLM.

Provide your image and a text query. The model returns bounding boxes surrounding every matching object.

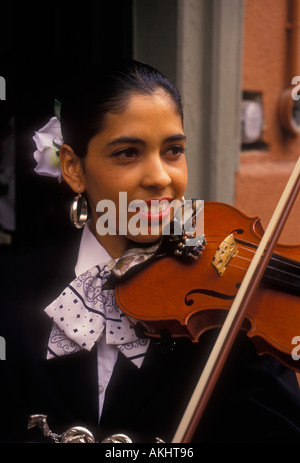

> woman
[1,60,300,443]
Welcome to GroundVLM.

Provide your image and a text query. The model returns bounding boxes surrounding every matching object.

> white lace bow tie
[44,260,152,368]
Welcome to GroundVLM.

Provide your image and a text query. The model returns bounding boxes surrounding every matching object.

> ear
[60,144,85,194]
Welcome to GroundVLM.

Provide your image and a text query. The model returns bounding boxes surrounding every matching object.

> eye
[111,147,139,160]
[164,145,185,159]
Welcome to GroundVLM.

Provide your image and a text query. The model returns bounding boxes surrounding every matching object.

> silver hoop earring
[70,193,88,229]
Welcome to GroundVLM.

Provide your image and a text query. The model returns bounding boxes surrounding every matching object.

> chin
[126,222,167,245]
[128,233,163,245]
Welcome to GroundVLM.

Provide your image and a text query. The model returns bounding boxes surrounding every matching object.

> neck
[89,221,130,258]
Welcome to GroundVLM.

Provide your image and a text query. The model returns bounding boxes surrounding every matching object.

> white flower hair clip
[33,100,63,182]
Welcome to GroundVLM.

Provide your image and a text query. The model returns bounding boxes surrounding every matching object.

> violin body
[115,202,300,371]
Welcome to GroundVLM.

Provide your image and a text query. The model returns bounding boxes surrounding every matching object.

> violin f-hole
[185,288,236,307]
[231,228,244,235]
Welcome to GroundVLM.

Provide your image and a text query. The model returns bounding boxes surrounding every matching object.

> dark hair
[60,60,183,158]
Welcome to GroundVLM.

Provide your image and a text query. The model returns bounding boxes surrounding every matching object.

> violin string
[206,235,300,266]
[205,235,300,282]
[223,256,300,293]
[226,260,300,281]
[266,264,300,279]
[218,250,300,279]
[231,247,300,277]
[269,255,300,271]
[224,262,248,272]
[205,236,256,254]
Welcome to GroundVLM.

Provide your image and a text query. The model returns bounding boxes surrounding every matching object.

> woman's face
[75,90,187,257]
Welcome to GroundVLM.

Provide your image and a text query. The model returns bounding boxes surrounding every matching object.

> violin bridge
[212,233,239,276]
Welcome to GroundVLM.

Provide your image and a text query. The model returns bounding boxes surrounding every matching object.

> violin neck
[263,254,300,294]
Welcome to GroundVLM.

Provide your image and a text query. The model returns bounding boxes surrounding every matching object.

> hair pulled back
[60,60,183,158]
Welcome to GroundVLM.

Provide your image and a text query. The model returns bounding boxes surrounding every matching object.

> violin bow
[172,156,300,443]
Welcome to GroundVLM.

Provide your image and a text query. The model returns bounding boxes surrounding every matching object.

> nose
[141,155,172,190]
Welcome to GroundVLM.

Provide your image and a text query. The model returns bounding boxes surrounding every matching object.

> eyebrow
[106,134,186,147]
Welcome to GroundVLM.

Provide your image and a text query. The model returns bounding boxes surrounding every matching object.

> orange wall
[235,0,300,244]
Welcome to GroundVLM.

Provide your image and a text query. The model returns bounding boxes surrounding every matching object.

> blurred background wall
[0,0,299,247]
[236,0,300,243]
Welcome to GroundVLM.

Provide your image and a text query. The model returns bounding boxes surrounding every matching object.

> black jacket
[1,233,300,444]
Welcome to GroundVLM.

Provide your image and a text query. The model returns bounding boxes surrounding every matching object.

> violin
[115,156,300,443]
[116,201,300,370]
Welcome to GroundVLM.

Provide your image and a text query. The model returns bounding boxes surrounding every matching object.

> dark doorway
[0,1,133,247]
